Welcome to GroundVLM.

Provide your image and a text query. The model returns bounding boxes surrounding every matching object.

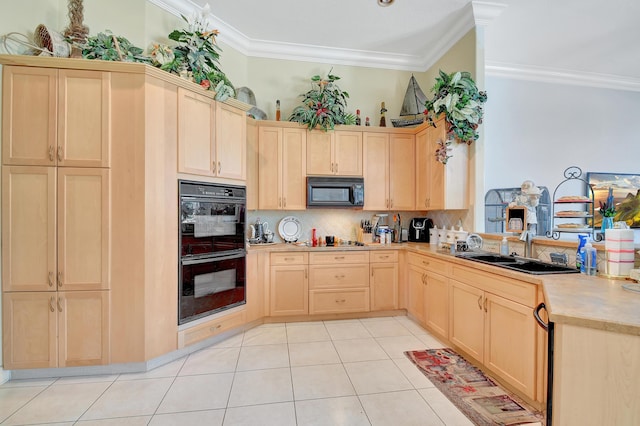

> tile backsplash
[247,209,471,244]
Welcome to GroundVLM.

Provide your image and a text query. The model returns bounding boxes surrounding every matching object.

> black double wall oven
[179,180,246,325]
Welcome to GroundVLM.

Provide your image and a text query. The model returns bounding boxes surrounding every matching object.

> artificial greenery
[289,71,356,131]
[82,31,150,63]
[425,70,487,147]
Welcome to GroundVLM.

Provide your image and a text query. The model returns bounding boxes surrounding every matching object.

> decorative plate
[466,233,483,250]
[278,216,302,242]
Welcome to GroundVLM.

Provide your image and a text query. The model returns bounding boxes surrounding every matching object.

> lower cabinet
[177,309,246,348]
[423,271,449,340]
[269,252,309,316]
[309,251,370,315]
[2,290,110,369]
[407,263,426,324]
[449,267,538,400]
[370,251,399,311]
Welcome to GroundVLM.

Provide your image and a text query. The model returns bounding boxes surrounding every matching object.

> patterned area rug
[405,348,544,426]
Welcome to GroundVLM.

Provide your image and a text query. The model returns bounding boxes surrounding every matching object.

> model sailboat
[391,74,428,128]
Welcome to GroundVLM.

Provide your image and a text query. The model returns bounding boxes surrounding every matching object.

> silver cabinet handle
[283,197,287,207]
[304,267,308,279]
[335,163,338,173]
[57,271,63,287]
[49,296,55,312]
[48,271,54,287]
[57,297,63,312]
[484,297,488,312]
[210,324,222,332]
[278,197,282,208]
[218,161,221,174]
[57,146,63,161]
[49,146,55,162]
[212,162,216,173]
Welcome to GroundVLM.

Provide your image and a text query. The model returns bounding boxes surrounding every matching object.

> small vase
[601,216,614,235]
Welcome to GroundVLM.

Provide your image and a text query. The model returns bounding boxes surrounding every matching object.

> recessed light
[378,0,395,6]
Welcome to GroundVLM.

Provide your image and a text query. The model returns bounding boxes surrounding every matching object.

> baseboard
[0,367,11,385]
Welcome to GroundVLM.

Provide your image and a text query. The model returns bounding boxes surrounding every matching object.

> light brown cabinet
[423,271,449,340]
[306,130,362,176]
[449,265,538,399]
[258,126,306,210]
[2,66,111,168]
[178,88,246,180]
[415,116,468,210]
[2,290,109,369]
[370,251,399,311]
[269,252,309,316]
[2,166,110,292]
[407,263,426,324]
[363,132,415,210]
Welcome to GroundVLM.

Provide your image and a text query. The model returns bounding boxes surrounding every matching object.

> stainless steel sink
[455,252,579,275]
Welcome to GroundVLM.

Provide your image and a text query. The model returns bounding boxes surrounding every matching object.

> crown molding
[472,1,508,27]
[486,61,640,92]
[147,0,474,72]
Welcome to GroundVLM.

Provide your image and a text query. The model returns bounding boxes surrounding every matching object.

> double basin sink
[455,252,580,275]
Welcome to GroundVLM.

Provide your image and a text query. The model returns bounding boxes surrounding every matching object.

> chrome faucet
[519,229,533,258]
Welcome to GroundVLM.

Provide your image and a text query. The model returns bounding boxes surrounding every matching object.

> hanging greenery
[289,70,356,131]
[425,70,487,163]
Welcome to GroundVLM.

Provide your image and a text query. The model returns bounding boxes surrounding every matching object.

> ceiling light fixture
[377,0,395,6]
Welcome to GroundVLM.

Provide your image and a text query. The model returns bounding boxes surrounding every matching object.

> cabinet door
[258,126,282,209]
[370,262,398,311]
[306,131,333,175]
[334,131,363,176]
[407,264,426,324]
[246,119,259,210]
[484,293,536,399]
[2,166,56,292]
[363,133,389,210]
[270,265,308,316]
[58,168,110,291]
[2,292,57,369]
[245,252,265,323]
[426,124,445,210]
[58,290,110,367]
[215,102,246,180]
[415,129,430,210]
[389,134,415,210]
[424,271,449,339]
[58,70,111,167]
[449,279,484,362]
[281,128,306,210]
[178,88,215,176]
[2,66,57,166]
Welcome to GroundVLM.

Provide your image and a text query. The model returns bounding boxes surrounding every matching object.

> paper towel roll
[605,228,635,276]
[605,228,634,243]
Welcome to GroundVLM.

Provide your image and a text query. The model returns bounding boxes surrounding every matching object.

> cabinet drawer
[407,253,449,275]
[309,288,370,314]
[270,252,308,265]
[309,264,369,289]
[309,251,369,265]
[371,250,398,263]
[178,309,245,348]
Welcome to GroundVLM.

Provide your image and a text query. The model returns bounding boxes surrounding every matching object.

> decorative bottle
[365,117,370,126]
[379,102,387,127]
[355,109,361,126]
[275,100,281,121]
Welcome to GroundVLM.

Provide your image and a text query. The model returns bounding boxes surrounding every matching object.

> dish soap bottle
[584,239,597,276]
[500,237,509,256]
[576,234,589,272]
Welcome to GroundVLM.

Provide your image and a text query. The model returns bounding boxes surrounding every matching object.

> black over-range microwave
[307,176,364,208]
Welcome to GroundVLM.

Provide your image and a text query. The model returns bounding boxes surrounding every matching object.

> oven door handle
[534,302,548,332]
[182,251,245,266]
[181,195,245,203]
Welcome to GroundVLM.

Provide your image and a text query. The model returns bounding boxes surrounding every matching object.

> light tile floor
[0,316,476,426]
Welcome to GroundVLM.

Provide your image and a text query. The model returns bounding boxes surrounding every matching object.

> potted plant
[289,70,356,131]
[424,70,487,163]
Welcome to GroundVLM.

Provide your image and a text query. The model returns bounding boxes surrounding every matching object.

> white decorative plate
[278,216,302,242]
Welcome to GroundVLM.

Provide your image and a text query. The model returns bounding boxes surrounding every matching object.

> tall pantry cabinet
[2,66,111,369]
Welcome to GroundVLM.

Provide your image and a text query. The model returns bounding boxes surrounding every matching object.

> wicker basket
[34,24,70,57]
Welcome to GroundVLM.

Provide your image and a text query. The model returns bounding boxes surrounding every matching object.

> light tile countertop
[248,241,640,336]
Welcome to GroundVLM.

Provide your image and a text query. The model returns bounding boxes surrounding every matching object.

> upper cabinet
[415,116,468,210]
[2,66,111,167]
[258,126,307,210]
[362,132,415,211]
[306,130,362,176]
[177,88,246,180]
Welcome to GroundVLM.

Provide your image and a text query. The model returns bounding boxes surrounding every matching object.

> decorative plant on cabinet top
[289,70,356,131]
[424,70,487,164]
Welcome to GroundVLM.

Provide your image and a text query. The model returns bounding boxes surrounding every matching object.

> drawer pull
[422,260,430,266]
[284,257,295,261]
[335,299,346,304]
[334,256,345,260]
[335,274,345,279]
[380,255,389,259]
[210,324,222,332]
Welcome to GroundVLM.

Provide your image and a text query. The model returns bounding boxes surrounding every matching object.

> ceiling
[154,0,640,91]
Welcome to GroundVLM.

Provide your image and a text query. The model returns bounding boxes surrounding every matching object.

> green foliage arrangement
[289,71,355,131]
[82,31,150,63]
[425,70,487,146]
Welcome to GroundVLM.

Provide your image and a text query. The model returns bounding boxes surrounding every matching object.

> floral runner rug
[405,348,545,426]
